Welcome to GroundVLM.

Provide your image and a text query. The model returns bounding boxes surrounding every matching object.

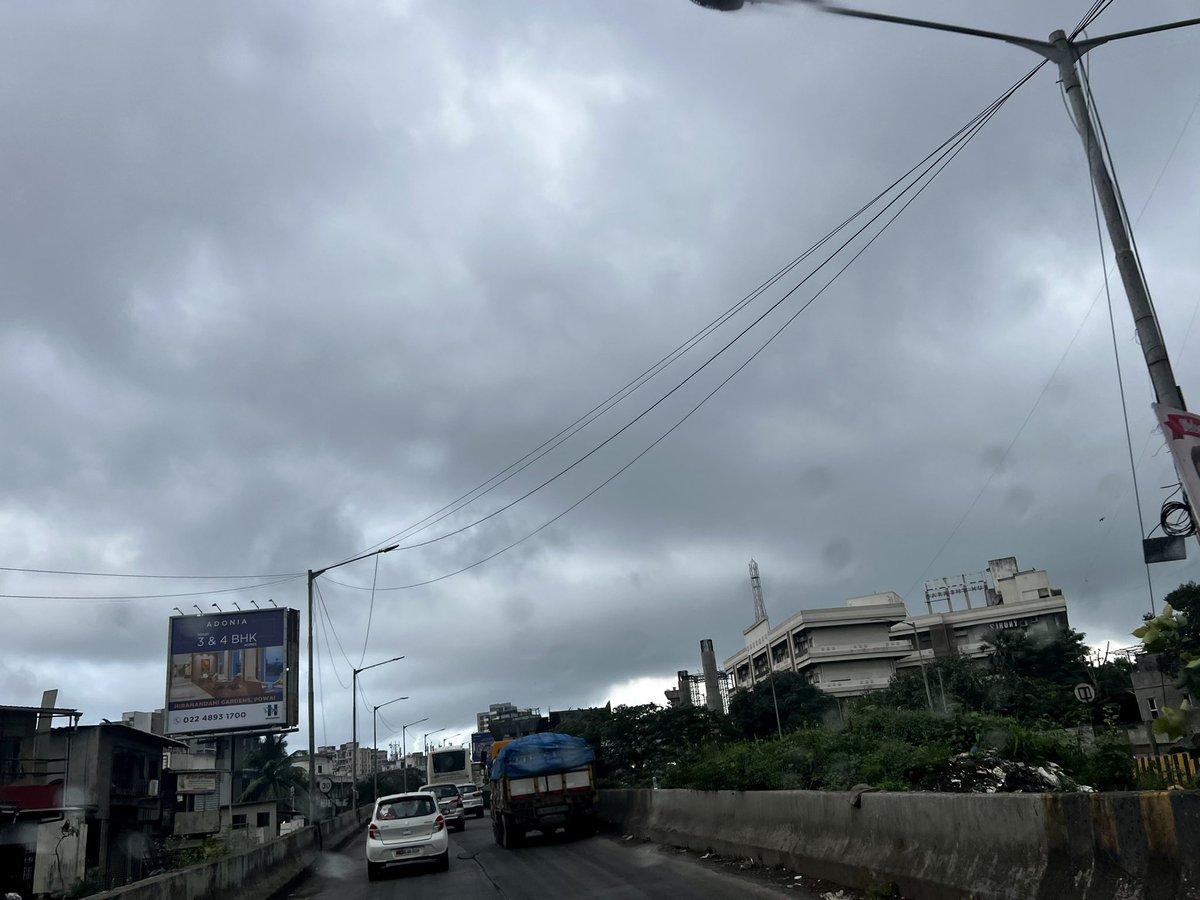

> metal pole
[1050,30,1185,412]
[351,669,358,814]
[402,726,407,793]
[306,569,316,825]
[768,670,783,738]
[912,621,935,712]
[373,707,378,802]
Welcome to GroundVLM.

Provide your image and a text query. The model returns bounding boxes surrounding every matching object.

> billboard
[164,608,299,736]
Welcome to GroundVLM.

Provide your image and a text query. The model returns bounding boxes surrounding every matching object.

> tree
[1133,581,1200,738]
[240,734,308,806]
[554,702,732,787]
[727,672,834,739]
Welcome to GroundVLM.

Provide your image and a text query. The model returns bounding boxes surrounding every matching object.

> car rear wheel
[435,850,450,872]
[475,808,485,818]
[366,861,382,882]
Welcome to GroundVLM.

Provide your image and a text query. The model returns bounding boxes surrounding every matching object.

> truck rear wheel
[499,813,522,849]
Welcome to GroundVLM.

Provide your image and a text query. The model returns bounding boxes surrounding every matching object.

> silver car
[364,792,449,880]
[457,783,485,818]
[419,782,466,831]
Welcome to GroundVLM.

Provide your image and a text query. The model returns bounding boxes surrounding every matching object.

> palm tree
[239,734,308,808]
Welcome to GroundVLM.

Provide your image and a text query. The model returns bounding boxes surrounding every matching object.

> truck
[488,733,597,848]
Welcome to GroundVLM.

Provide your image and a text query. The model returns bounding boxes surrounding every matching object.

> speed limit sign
[1073,683,1096,703]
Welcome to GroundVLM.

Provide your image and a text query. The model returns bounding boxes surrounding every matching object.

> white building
[725,592,912,697]
[892,558,1068,668]
[723,557,1070,701]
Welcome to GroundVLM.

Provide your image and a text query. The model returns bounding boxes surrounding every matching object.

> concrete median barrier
[597,789,1200,899]
[86,805,370,900]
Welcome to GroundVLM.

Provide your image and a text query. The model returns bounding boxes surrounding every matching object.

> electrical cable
[0,566,301,579]
[358,554,380,668]
[314,610,328,748]
[355,66,1027,593]
[1086,60,1158,616]
[0,573,303,602]
[314,582,353,688]
[366,67,1042,563]
[342,67,1047,565]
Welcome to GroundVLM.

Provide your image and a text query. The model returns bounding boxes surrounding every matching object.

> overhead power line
[320,61,1042,594]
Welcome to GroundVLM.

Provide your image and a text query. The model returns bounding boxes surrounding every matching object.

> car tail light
[434,815,445,833]
[368,823,379,840]
[454,796,462,807]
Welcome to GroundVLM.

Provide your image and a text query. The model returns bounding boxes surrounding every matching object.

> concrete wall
[598,789,1200,900]
[85,805,369,900]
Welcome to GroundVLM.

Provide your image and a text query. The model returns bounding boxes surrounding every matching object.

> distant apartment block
[723,557,1070,700]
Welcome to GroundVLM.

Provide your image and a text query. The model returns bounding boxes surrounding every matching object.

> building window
[793,633,809,657]
[232,814,248,828]
[1148,698,1159,720]
[257,812,271,828]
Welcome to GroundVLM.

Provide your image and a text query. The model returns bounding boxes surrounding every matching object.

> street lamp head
[690,0,746,10]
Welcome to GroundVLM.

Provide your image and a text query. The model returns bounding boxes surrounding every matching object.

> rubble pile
[920,751,1095,794]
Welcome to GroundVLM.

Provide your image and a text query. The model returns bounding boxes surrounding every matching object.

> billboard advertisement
[164,608,299,736]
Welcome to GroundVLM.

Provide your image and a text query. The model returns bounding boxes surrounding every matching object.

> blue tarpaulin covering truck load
[488,733,597,848]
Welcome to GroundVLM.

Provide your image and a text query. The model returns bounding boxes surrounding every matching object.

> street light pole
[351,655,405,815]
[780,3,1197,413]
[372,696,408,802]
[306,543,399,826]
[401,717,429,793]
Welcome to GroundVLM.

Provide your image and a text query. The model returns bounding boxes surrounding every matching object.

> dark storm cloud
[2,0,1199,746]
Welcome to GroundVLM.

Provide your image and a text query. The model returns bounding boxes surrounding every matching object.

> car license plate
[394,847,420,857]
[538,804,569,816]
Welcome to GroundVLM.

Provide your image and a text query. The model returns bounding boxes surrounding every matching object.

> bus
[425,745,471,788]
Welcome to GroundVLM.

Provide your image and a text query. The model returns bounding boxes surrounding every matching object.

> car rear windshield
[425,784,459,797]
[376,797,435,820]
[459,784,477,792]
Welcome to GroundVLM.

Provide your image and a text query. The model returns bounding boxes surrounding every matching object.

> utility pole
[691,2,1200,533]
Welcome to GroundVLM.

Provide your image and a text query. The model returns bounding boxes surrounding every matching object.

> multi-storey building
[723,557,1071,702]
[892,558,1069,669]
[725,592,912,697]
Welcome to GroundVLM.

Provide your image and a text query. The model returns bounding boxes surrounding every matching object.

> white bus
[425,745,471,787]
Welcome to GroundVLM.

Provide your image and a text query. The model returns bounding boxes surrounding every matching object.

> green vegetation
[1134,581,1200,739]
[558,621,1145,794]
[239,734,307,805]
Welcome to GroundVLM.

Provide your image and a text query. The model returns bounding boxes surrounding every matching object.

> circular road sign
[318,776,333,794]
[1073,683,1096,703]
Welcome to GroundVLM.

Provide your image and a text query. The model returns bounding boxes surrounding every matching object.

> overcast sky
[3,0,1199,754]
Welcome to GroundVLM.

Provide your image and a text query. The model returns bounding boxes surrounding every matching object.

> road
[286,814,831,899]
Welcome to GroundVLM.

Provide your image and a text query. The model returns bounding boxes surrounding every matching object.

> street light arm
[374,696,409,713]
[354,654,405,676]
[1075,17,1200,55]
[798,0,1056,58]
[310,543,401,581]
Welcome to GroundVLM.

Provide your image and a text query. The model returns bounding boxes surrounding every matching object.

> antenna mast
[749,559,768,625]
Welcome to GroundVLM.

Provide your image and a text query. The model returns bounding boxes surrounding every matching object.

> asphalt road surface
[285,815,829,899]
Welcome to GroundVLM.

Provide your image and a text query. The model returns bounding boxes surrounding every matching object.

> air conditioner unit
[148,779,160,796]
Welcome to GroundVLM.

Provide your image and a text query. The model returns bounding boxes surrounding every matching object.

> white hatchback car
[364,792,449,880]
